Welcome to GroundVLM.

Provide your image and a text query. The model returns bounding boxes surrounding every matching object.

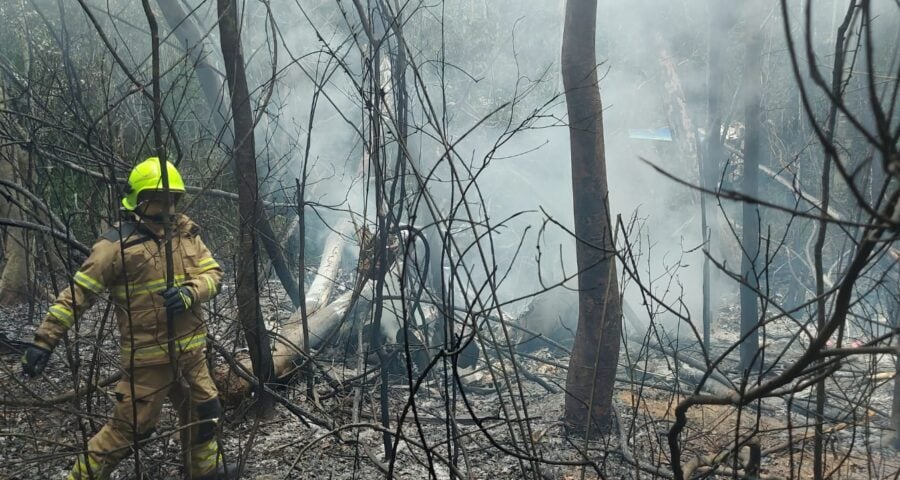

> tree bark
[561,0,621,435]
[0,143,30,305]
[0,85,32,305]
[217,0,275,412]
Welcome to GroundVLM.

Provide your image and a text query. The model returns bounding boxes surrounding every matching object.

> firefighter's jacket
[33,214,223,366]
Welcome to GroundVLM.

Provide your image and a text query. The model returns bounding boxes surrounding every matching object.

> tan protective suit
[33,214,225,479]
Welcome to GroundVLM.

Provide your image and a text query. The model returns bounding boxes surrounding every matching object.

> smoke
[188,0,883,343]
[221,0,743,342]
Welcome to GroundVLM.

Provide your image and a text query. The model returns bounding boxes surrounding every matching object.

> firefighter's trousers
[68,348,223,479]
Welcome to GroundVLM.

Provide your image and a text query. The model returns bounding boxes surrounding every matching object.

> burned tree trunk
[561,0,621,435]
[217,0,275,411]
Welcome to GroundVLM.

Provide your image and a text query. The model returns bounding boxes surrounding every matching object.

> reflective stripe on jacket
[34,214,224,366]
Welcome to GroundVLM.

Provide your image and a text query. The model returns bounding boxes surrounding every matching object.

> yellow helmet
[121,157,186,211]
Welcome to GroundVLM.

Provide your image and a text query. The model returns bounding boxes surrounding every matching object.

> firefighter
[21,158,232,479]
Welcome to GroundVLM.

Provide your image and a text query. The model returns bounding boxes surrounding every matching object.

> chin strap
[134,211,172,224]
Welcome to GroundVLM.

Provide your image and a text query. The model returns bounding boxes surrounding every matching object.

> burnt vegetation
[0,0,899,479]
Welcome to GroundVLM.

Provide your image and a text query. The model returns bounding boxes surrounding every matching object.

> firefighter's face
[136,191,179,218]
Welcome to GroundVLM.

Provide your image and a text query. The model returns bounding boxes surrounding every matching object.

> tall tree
[562,0,621,434]
[0,131,30,305]
[702,0,731,350]
[217,0,275,411]
[739,7,764,372]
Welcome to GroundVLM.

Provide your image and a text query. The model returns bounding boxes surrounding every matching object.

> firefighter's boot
[66,453,114,480]
[194,460,239,480]
[189,398,236,479]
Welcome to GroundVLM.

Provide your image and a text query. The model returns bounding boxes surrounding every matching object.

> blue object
[628,128,673,141]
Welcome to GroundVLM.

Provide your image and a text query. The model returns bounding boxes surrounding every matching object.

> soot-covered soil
[2,292,900,479]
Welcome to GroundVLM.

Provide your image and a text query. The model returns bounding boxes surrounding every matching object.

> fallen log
[213,300,352,402]
[211,225,431,403]
[213,226,357,402]
[303,228,346,313]
[273,286,372,376]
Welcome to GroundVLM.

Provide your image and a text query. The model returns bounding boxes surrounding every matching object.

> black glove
[161,286,194,315]
[21,344,51,377]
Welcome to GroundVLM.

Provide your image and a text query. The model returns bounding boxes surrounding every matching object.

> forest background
[0,0,898,479]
